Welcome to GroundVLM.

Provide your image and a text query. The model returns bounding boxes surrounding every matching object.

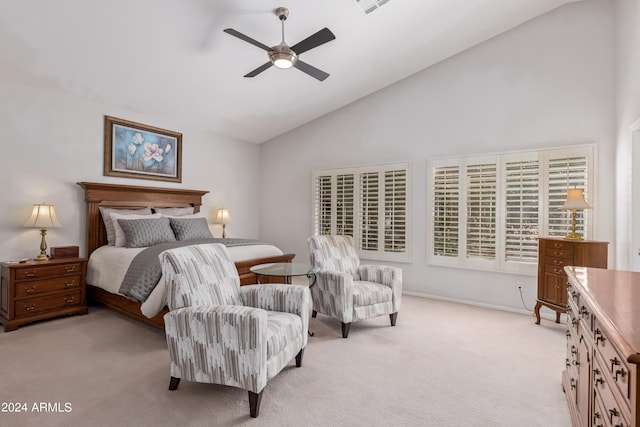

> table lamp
[559,188,591,241]
[214,208,230,238]
[24,203,62,261]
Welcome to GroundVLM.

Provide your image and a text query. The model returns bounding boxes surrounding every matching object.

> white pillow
[160,212,206,219]
[110,212,162,247]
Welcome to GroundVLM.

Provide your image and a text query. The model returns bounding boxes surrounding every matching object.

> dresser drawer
[15,263,82,281]
[15,275,82,298]
[14,291,81,318]
[545,256,573,268]
[594,318,631,404]
[545,264,567,276]
[594,355,631,426]
[544,247,574,259]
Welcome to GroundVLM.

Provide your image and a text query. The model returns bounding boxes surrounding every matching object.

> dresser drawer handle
[554,242,562,248]
[65,281,75,287]
[615,368,626,382]
[609,408,619,424]
[570,345,578,356]
[25,286,37,294]
[579,306,589,318]
[24,272,36,278]
[570,378,576,390]
[565,358,570,368]
[610,357,620,371]
[554,251,561,256]
[565,330,571,337]
[65,297,75,304]
[25,304,36,311]
[64,266,76,273]
[594,329,605,345]
[554,268,563,274]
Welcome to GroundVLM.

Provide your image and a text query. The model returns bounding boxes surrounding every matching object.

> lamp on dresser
[24,203,62,261]
[559,188,591,241]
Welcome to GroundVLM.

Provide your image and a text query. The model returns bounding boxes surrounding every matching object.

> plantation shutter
[547,155,589,238]
[313,175,332,235]
[336,174,355,236]
[504,159,540,263]
[432,165,460,257]
[359,172,379,251]
[466,163,497,260]
[384,169,407,253]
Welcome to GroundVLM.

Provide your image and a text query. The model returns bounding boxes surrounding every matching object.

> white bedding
[86,243,284,318]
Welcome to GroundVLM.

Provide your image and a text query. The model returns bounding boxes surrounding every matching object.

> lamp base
[34,252,48,261]
[563,232,584,241]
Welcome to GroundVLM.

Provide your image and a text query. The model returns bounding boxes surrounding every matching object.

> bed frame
[77,181,295,329]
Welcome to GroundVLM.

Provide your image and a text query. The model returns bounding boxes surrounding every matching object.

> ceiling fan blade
[294,60,330,81]
[244,62,273,78]
[223,28,271,51]
[290,28,336,55]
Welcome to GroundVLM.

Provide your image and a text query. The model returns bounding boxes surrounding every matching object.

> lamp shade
[24,204,62,228]
[214,208,230,224]
[560,188,591,210]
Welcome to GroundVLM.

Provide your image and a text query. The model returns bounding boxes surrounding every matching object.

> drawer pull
[570,378,576,390]
[25,304,36,311]
[610,357,620,371]
[609,408,619,424]
[565,358,570,368]
[65,297,75,304]
[571,291,577,299]
[565,330,571,337]
[25,286,37,294]
[24,272,36,278]
[614,368,626,381]
[64,266,76,273]
[570,345,578,356]
[554,242,562,248]
[65,281,75,287]
[594,329,605,345]
[579,306,589,318]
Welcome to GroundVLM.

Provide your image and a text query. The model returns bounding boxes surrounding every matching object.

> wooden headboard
[77,182,209,257]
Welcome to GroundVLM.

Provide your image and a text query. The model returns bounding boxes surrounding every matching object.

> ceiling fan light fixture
[269,44,297,69]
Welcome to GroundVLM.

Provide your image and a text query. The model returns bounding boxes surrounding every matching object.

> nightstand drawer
[15,275,82,298]
[14,290,81,318]
[15,262,82,280]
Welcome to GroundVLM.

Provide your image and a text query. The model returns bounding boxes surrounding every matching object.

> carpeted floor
[0,295,570,426]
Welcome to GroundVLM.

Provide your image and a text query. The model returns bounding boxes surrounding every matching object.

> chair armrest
[239,284,310,346]
[312,270,354,322]
[357,264,402,313]
[164,305,269,392]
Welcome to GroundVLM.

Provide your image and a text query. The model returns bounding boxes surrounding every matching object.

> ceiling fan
[223,7,336,81]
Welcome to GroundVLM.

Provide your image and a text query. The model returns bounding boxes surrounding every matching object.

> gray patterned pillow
[117,218,176,248]
[99,207,152,246]
[153,206,194,216]
[169,217,213,241]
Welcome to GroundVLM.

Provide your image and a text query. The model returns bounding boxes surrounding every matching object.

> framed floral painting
[103,116,182,183]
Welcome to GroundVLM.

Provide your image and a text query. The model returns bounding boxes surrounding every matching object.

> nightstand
[0,257,88,332]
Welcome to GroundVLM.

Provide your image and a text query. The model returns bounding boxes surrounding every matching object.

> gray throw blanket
[119,238,267,302]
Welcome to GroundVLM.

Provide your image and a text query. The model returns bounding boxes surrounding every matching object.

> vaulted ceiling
[0,0,580,143]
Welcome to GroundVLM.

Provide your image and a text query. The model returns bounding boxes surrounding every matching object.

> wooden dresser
[564,267,640,427]
[0,258,88,331]
[535,238,608,324]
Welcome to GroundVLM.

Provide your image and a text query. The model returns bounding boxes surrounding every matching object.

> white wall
[614,0,640,270]
[0,79,261,261]
[259,0,616,313]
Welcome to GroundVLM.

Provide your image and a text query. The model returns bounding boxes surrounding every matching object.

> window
[312,162,410,262]
[428,145,594,274]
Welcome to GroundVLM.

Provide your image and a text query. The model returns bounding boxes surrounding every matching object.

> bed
[77,181,295,329]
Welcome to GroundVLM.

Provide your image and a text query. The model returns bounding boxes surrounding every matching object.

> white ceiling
[0,0,579,144]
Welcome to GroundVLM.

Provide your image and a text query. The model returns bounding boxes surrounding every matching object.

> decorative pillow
[117,217,176,248]
[99,207,152,246]
[110,212,162,247]
[161,212,205,219]
[153,206,194,216]
[169,217,213,241]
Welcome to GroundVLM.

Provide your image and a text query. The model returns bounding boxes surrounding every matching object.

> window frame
[311,161,411,263]
[427,144,595,275]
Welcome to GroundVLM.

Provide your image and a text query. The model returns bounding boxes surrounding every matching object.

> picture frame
[103,116,182,183]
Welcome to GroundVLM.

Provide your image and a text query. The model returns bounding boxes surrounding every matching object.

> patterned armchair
[160,243,309,418]
[308,235,402,338]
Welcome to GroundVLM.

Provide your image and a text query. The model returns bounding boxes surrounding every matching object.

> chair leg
[248,390,263,418]
[168,376,180,391]
[295,348,304,367]
[341,322,351,338]
[390,312,398,326]
[312,310,317,318]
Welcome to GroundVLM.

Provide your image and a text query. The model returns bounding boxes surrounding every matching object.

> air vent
[355,0,391,14]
